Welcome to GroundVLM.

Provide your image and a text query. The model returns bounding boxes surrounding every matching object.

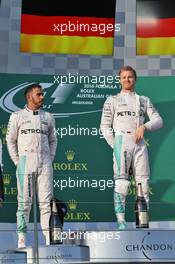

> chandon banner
[0,73,173,223]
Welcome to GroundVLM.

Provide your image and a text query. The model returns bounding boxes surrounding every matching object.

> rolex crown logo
[0,125,7,135]
[65,150,75,161]
[3,174,11,185]
[68,199,78,211]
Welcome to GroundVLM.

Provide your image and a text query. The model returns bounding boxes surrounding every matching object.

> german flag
[136,0,175,55]
[20,0,116,55]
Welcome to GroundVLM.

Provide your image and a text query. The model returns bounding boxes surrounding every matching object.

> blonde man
[100,66,163,229]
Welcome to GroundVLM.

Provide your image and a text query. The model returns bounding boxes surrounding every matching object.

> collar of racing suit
[25,106,40,115]
[120,90,135,96]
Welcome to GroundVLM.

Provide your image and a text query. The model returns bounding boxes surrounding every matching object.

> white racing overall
[100,91,163,223]
[6,107,57,243]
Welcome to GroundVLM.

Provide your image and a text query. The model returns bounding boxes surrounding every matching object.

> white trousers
[113,134,150,218]
[16,153,53,244]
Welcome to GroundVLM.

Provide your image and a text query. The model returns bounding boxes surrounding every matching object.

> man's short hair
[24,83,42,100]
[118,65,137,80]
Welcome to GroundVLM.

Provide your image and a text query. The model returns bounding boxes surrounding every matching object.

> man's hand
[135,125,145,143]
[0,198,3,208]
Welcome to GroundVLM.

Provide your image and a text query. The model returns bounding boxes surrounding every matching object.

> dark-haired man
[6,84,57,247]
[100,66,163,229]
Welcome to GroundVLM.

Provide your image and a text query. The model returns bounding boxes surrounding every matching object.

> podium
[1,229,175,263]
[0,251,26,263]
[0,245,89,264]
[83,229,175,263]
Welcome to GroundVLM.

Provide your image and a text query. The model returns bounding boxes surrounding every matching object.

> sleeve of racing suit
[0,138,2,166]
[144,97,163,131]
[48,113,58,162]
[0,138,4,201]
[100,96,115,148]
[0,165,4,201]
[6,113,19,165]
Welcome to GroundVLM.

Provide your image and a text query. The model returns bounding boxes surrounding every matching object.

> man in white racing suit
[100,66,163,229]
[6,84,57,247]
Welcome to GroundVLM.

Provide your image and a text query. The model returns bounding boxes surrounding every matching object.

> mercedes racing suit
[6,107,57,243]
[100,91,163,223]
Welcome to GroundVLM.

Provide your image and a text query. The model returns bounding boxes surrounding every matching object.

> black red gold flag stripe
[136,0,175,55]
[20,0,116,55]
